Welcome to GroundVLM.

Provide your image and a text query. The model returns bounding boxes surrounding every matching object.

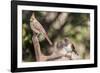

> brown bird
[30,13,52,45]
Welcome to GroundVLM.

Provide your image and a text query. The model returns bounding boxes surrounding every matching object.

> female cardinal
[30,13,52,45]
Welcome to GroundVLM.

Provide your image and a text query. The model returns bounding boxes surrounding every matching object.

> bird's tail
[44,33,53,45]
[71,44,79,55]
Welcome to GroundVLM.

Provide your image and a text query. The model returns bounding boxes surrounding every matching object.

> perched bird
[55,38,79,59]
[30,13,53,45]
[64,38,78,55]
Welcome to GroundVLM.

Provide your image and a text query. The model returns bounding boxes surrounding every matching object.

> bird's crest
[30,13,35,22]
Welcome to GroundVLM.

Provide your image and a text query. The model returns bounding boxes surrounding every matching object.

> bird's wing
[30,21,40,34]
[71,45,78,55]
[34,20,46,33]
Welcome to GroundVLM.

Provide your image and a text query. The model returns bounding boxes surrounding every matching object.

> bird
[64,38,79,55]
[55,38,79,59]
[30,13,53,45]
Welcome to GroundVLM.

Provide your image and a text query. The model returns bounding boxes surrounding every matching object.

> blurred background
[22,10,90,62]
